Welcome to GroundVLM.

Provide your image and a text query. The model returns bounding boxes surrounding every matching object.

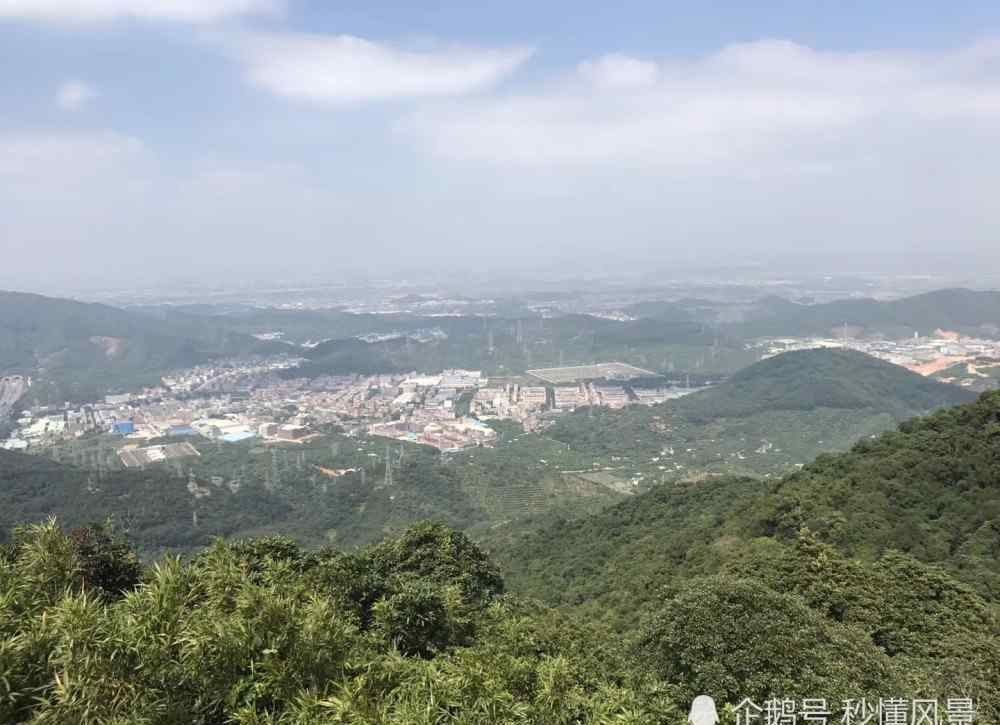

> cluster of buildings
[2,354,705,456]
[367,370,499,450]
[3,399,127,451]
[368,416,497,452]
[160,356,304,394]
[472,384,548,426]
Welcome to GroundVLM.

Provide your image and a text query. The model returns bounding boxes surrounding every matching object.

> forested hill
[483,391,1000,713]
[672,347,975,422]
[0,435,502,558]
[731,287,1000,338]
[0,446,287,555]
[490,390,1000,613]
[0,291,270,403]
[545,349,974,480]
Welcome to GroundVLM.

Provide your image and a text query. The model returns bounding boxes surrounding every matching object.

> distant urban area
[1,356,700,466]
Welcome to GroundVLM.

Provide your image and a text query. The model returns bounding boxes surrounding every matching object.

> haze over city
[3,0,1000,292]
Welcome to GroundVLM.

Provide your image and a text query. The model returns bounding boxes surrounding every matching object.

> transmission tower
[271,449,281,487]
[383,444,393,487]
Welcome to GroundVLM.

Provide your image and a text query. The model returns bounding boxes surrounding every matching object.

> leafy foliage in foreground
[0,521,676,724]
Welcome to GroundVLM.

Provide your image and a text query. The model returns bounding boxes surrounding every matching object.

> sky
[2,1,1000,292]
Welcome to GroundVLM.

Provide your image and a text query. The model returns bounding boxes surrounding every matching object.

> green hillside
[0,424,622,558]
[0,437,489,557]
[483,391,1000,714]
[151,303,757,378]
[0,446,288,556]
[489,390,1000,612]
[0,291,269,404]
[732,288,1000,339]
[3,387,1000,718]
[546,348,974,481]
[672,347,974,422]
[46,287,1000,402]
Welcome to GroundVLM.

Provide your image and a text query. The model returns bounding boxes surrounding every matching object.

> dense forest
[0,424,623,559]
[3,504,997,720]
[0,521,677,723]
[491,390,1000,611]
[485,392,1000,716]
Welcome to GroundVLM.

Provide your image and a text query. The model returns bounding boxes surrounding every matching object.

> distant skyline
[2,1,1000,291]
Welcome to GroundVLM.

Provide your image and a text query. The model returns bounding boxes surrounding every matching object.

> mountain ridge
[672,347,975,422]
[0,290,272,404]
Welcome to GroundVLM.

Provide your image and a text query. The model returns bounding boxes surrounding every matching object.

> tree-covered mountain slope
[481,392,1000,715]
[731,287,1000,339]
[0,291,270,403]
[672,347,975,422]
[0,426,622,559]
[488,390,1000,612]
[0,439,492,558]
[0,446,289,556]
[546,348,974,481]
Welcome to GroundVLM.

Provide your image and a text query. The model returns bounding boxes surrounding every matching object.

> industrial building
[118,442,200,468]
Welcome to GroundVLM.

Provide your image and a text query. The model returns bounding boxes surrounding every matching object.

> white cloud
[0,0,281,24]
[578,53,659,89]
[403,39,1000,168]
[56,80,97,110]
[229,32,533,104]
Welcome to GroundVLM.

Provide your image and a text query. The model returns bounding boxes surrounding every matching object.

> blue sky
[2,1,1000,292]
